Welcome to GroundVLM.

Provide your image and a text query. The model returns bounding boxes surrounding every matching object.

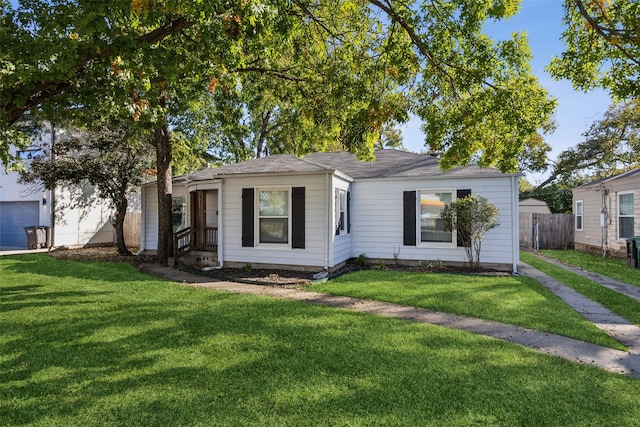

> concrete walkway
[138,263,640,378]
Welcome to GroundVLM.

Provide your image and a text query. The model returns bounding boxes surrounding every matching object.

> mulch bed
[46,246,509,286]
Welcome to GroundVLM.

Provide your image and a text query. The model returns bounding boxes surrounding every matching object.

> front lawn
[541,249,640,287]
[521,251,640,326]
[3,254,640,426]
[308,269,623,350]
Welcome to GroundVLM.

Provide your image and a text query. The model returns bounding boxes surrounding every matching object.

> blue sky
[400,0,613,182]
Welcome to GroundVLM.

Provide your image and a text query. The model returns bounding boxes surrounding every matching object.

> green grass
[521,252,640,327]
[3,254,640,426]
[308,269,623,350]
[541,249,640,287]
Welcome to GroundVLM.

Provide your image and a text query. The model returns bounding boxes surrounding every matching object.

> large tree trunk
[154,118,173,263]
[113,201,131,256]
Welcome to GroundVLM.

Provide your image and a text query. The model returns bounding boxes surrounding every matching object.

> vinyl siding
[142,185,188,250]
[574,176,640,254]
[222,174,328,268]
[351,176,515,265]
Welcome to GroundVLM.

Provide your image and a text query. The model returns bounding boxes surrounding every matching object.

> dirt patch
[49,246,157,265]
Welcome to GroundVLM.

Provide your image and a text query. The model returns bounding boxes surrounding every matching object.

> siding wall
[142,185,188,250]
[222,173,328,268]
[351,176,516,266]
[574,178,640,256]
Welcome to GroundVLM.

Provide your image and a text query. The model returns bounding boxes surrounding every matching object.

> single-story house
[0,129,123,250]
[573,168,640,258]
[519,197,551,214]
[140,150,520,272]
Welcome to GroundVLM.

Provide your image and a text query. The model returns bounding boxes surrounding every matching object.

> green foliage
[18,123,153,254]
[549,0,640,99]
[529,100,640,212]
[1,0,554,172]
[441,194,500,271]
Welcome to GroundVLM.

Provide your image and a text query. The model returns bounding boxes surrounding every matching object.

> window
[419,191,453,243]
[258,189,289,244]
[575,200,583,231]
[618,192,634,239]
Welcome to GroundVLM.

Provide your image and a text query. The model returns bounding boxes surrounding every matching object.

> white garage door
[0,201,40,249]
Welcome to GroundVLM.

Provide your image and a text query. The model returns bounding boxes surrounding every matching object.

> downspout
[217,184,223,268]
[511,175,519,274]
[324,173,330,270]
[49,123,56,249]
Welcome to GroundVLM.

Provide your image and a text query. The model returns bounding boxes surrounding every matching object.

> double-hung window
[575,200,583,231]
[258,189,289,244]
[419,190,453,243]
[618,192,634,239]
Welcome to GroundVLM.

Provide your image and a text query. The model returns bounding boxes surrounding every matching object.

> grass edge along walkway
[141,263,640,378]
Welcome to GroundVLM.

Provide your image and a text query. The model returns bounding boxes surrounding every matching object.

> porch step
[176,251,219,268]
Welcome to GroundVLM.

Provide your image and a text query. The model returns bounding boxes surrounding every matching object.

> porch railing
[173,226,218,260]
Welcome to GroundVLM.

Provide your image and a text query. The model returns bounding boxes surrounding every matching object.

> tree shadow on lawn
[2,286,640,426]
[1,254,159,284]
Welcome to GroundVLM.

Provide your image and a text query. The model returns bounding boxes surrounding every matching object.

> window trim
[618,191,635,240]
[336,188,350,236]
[575,200,583,231]
[417,188,456,248]
[256,186,291,247]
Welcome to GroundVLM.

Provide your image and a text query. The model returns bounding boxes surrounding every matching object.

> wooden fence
[519,213,574,250]
[123,212,141,248]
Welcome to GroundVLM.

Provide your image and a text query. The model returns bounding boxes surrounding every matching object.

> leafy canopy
[1,0,555,173]
[549,0,640,99]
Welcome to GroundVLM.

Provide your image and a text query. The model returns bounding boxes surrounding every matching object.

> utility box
[627,238,638,268]
[24,226,49,249]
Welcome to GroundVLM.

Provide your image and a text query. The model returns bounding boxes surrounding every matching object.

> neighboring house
[141,150,520,272]
[0,128,116,250]
[572,168,640,258]
[519,198,551,214]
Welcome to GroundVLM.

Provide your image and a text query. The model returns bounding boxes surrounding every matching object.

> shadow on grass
[0,254,158,283]
[2,268,640,425]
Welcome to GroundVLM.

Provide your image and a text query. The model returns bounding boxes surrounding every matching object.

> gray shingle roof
[179,149,506,183]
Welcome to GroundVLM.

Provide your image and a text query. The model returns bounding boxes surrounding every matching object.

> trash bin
[24,226,49,249]
[633,237,640,267]
[626,238,638,268]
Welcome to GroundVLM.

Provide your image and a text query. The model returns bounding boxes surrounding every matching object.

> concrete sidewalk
[139,263,640,378]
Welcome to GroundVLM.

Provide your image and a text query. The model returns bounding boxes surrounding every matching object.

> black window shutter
[403,191,416,246]
[456,189,472,247]
[242,188,254,247]
[347,191,351,234]
[292,187,305,249]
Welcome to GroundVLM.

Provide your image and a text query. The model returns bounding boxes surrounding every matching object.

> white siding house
[0,129,118,250]
[141,150,520,272]
[573,168,640,258]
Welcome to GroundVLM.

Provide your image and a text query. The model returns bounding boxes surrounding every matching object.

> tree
[19,123,153,255]
[2,0,556,262]
[441,195,500,271]
[549,0,640,99]
[537,100,640,189]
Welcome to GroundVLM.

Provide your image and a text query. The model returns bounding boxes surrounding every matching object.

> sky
[400,0,613,183]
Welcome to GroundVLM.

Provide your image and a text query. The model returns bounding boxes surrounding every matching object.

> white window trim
[255,186,291,248]
[575,200,583,231]
[417,188,456,248]
[617,191,635,240]
[336,188,349,236]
